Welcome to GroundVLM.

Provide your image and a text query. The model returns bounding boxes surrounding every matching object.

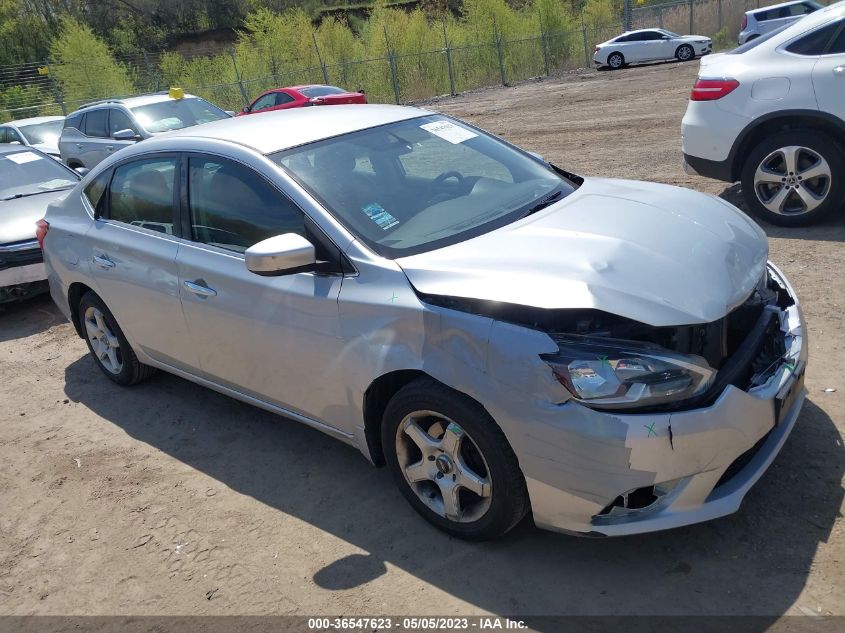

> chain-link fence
[0,0,834,122]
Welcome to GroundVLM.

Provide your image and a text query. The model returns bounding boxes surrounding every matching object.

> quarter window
[108,158,177,231]
[188,157,305,252]
[84,170,111,215]
[276,92,295,105]
[84,109,108,138]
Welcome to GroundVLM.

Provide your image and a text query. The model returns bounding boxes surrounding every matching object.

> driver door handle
[183,280,217,298]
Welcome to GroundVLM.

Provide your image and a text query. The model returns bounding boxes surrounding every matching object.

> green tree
[50,17,134,105]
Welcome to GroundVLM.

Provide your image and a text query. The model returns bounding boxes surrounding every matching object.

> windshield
[300,86,347,98]
[131,97,229,133]
[0,150,77,200]
[270,115,574,258]
[19,120,63,145]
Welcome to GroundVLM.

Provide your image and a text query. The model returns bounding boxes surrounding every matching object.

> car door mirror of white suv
[112,129,140,141]
[245,233,316,276]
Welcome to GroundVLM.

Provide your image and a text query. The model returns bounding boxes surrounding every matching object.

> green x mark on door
[644,422,657,437]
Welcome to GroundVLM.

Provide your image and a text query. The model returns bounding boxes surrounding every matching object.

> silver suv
[738,0,821,44]
[59,92,230,170]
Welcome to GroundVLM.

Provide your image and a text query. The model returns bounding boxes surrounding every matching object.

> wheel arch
[729,111,845,181]
[67,282,95,338]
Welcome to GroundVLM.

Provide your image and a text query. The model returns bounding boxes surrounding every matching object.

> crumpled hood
[0,190,69,244]
[397,178,768,327]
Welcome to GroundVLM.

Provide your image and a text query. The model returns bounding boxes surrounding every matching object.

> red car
[237,85,367,116]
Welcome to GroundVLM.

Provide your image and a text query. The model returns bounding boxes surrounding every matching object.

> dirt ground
[1,60,843,620]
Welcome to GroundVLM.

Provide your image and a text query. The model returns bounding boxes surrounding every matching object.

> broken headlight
[542,335,716,409]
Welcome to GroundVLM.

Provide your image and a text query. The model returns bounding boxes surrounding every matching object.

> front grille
[0,246,42,270]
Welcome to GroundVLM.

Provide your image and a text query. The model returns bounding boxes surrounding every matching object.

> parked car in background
[237,85,367,116]
[41,105,805,541]
[59,90,230,170]
[594,29,712,69]
[682,1,845,226]
[738,0,822,44]
[0,145,79,304]
[0,116,65,159]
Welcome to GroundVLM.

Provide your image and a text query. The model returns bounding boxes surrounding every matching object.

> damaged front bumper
[526,262,806,536]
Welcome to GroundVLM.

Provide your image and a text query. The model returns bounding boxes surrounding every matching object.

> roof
[2,115,64,127]
[162,104,431,155]
[748,0,817,13]
[72,92,202,113]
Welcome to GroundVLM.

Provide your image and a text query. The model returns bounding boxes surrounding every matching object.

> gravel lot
[1,60,843,620]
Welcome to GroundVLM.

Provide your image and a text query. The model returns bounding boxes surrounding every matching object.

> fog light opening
[597,479,682,519]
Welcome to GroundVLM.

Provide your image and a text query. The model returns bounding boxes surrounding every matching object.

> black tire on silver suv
[740,130,845,227]
[382,378,529,541]
[78,291,156,386]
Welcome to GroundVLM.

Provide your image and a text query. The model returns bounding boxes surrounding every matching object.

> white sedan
[595,29,712,69]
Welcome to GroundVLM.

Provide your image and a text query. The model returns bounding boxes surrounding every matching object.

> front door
[175,154,345,422]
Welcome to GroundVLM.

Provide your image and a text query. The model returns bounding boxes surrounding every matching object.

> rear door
[811,20,845,122]
[78,109,111,168]
[175,153,345,419]
[84,154,198,370]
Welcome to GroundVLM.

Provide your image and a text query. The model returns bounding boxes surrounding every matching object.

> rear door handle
[834,66,845,77]
[93,254,115,269]
[183,280,217,297]
[106,145,114,152]
[76,143,83,149]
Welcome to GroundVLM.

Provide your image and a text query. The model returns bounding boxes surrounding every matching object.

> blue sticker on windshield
[362,202,399,230]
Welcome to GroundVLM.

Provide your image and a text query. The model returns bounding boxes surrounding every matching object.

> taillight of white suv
[690,78,739,101]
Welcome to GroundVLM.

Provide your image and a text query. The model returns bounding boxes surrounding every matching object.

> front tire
[79,292,156,385]
[740,130,845,226]
[382,378,529,541]
[676,44,694,62]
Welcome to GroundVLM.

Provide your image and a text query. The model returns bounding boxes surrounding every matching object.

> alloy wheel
[395,410,492,523]
[677,46,693,61]
[754,145,831,216]
[84,306,124,374]
[608,54,623,69]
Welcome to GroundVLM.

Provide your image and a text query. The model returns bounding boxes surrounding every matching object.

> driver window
[252,93,276,111]
[188,157,305,252]
[109,109,137,136]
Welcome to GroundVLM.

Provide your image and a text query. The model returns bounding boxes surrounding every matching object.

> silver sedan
[40,105,806,539]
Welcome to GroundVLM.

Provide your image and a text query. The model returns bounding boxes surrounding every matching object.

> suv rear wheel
[740,130,845,226]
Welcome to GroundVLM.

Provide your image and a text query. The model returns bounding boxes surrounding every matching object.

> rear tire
[78,291,156,386]
[740,129,845,227]
[676,44,694,62]
[382,378,529,541]
[607,52,624,70]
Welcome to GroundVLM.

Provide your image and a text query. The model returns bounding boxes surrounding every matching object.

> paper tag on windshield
[6,151,42,165]
[362,203,399,230]
[420,121,477,144]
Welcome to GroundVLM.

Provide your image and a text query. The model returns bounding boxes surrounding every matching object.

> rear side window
[831,23,845,53]
[83,109,108,138]
[0,127,8,143]
[108,158,177,230]
[64,112,84,130]
[275,92,295,105]
[187,157,305,252]
[786,20,844,55]
[84,170,110,216]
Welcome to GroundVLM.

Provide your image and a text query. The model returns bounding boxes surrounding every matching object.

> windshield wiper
[1,187,73,201]
[520,189,564,218]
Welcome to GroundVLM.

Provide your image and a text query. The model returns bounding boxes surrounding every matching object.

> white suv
[682,1,845,226]
[738,0,822,45]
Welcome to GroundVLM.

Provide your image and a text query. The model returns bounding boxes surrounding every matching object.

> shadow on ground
[720,183,845,242]
[62,353,844,624]
[0,293,65,343]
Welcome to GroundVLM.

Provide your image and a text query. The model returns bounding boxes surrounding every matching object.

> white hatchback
[682,1,845,226]
[594,28,712,69]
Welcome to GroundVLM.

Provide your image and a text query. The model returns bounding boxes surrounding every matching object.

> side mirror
[242,106,251,113]
[245,233,316,276]
[74,167,90,177]
[112,128,139,141]
[528,151,548,164]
